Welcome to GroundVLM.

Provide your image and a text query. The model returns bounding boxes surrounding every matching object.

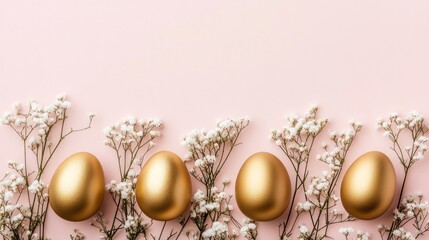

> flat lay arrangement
[1,2,428,239]
[0,96,427,240]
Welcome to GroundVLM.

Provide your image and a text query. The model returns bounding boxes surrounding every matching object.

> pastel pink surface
[1,1,429,239]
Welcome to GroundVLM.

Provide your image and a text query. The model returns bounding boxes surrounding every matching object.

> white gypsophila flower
[202,221,228,239]
[70,229,86,240]
[299,224,308,234]
[271,106,327,148]
[104,116,162,147]
[182,116,250,161]
[392,228,415,240]
[355,230,370,240]
[7,161,25,171]
[222,178,230,185]
[378,111,428,166]
[28,180,45,194]
[296,201,313,212]
[105,180,133,200]
[1,173,25,192]
[240,218,257,239]
[183,117,251,240]
[201,228,215,238]
[194,189,206,202]
[339,227,354,236]
[124,215,137,229]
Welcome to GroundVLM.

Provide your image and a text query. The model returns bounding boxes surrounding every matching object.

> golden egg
[341,151,396,220]
[49,152,105,221]
[136,151,192,221]
[235,152,291,221]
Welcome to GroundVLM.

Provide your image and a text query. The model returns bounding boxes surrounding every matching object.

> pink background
[1,1,429,239]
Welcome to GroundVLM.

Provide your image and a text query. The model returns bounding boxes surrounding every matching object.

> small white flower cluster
[240,219,257,240]
[377,112,428,167]
[297,224,310,239]
[272,105,327,140]
[185,230,199,240]
[124,215,149,239]
[391,228,415,240]
[355,231,370,240]
[190,186,233,220]
[327,121,363,147]
[1,179,23,236]
[305,171,331,200]
[393,196,429,221]
[181,116,249,180]
[202,221,229,239]
[1,94,71,126]
[339,227,370,240]
[182,117,252,240]
[296,201,313,213]
[270,105,328,163]
[0,95,83,151]
[95,182,150,239]
[194,155,216,168]
[339,227,355,236]
[0,174,42,239]
[181,116,250,155]
[124,215,138,230]
[377,112,425,132]
[7,161,24,173]
[28,180,46,194]
[379,193,429,239]
[70,229,86,240]
[402,194,429,219]
[105,180,134,200]
[317,147,342,170]
[1,172,25,193]
[94,117,162,240]
[103,116,161,156]
[187,221,239,240]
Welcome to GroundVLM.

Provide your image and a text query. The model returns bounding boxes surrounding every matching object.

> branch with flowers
[91,116,167,240]
[338,228,370,240]
[0,95,94,240]
[375,112,429,240]
[296,121,362,239]
[180,117,256,240]
[270,106,328,238]
[70,229,86,240]
[271,106,363,240]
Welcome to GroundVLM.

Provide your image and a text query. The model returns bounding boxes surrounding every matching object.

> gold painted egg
[235,152,291,221]
[341,151,396,220]
[49,152,105,221]
[136,151,192,221]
